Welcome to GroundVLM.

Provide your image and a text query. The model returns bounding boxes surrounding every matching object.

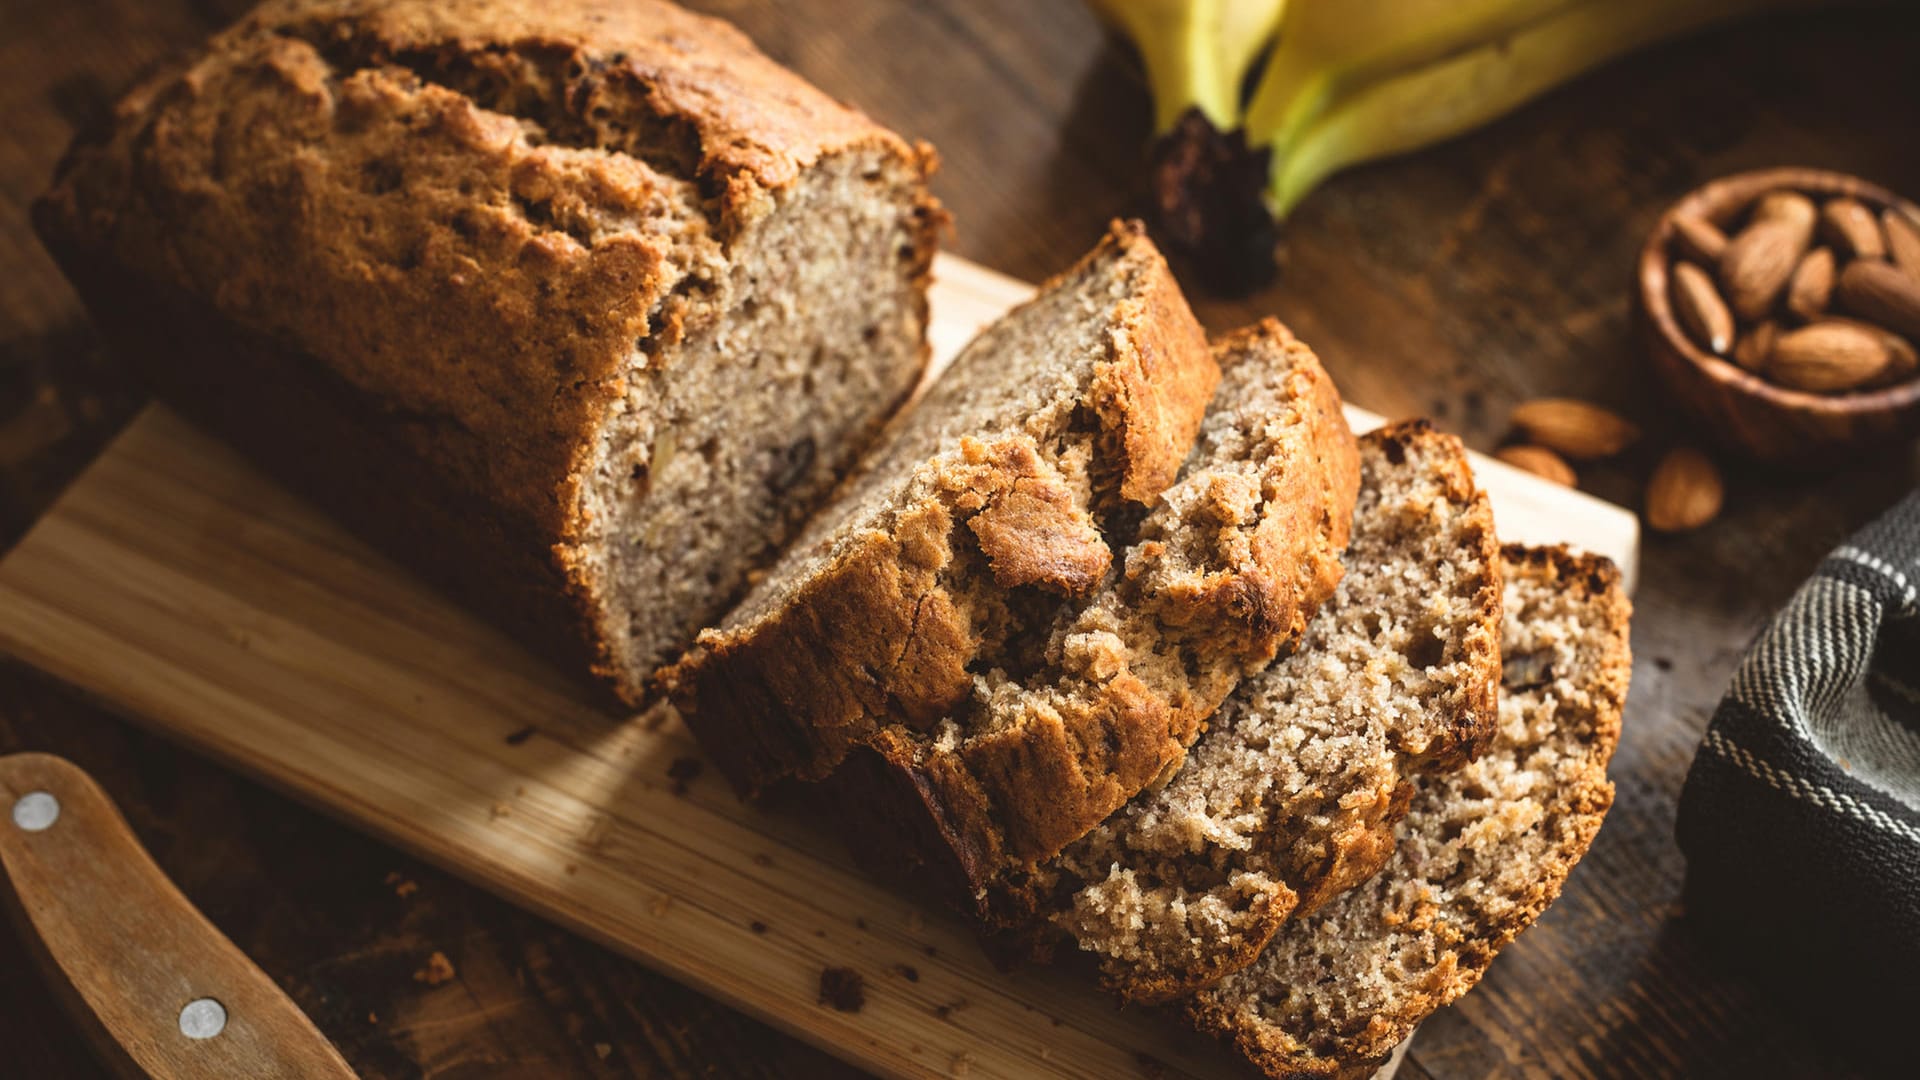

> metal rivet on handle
[11,792,59,832]
[178,998,227,1040]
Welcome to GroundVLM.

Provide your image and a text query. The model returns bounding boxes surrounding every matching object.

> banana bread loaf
[34,0,941,705]
[1186,544,1631,1080]
[666,262,1359,900]
[1038,421,1501,1003]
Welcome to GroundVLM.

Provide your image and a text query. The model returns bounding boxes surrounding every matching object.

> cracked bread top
[1186,544,1630,1080]
[39,0,931,546]
[34,0,940,698]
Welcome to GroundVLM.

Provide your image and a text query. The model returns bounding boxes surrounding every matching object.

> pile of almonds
[1497,398,1724,534]
[1667,187,1920,393]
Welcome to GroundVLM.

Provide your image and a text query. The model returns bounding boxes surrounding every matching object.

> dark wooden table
[3,1,1916,1076]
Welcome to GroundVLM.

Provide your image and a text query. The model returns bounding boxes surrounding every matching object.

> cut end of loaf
[1186,545,1630,1080]
[578,141,941,700]
[32,0,946,709]
[1043,420,1500,1004]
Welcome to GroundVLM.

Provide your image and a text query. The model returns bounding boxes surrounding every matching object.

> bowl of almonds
[1639,167,1920,463]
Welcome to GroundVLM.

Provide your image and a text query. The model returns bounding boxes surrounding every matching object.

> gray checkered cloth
[1677,491,1920,1065]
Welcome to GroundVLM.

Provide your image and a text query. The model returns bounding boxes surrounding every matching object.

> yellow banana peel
[1084,0,1871,291]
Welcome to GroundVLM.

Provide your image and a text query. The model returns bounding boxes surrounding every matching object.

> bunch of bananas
[1087,0,1847,292]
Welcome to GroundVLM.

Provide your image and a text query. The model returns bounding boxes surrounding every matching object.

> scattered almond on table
[1645,447,1725,533]
[1509,398,1641,460]
[1666,184,1920,394]
[1500,397,1729,532]
[1494,444,1577,487]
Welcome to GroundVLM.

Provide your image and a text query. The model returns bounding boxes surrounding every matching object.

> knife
[0,752,356,1079]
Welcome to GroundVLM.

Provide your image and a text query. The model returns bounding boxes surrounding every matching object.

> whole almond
[1766,321,1892,392]
[1835,258,1920,339]
[1884,208,1920,280]
[1510,398,1640,460]
[1753,190,1818,231]
[1495,444,1577,487]
[1671,215,1728,265]
[1785,247,1835,322]
[1872,329,1919,387]
[1645,447,1723,533]
[1732,319,1779,373]
[1819,198,1885,260]
[1671,261,1734,354]
[1823,317,1920,388]
[1720,197,1815,320]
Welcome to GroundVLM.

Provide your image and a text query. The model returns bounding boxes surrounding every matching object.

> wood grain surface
[3,0,1917,1077]
[0,256,1624,1080]
[0,752,357,1079]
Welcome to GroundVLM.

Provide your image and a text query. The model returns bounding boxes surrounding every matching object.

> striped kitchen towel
[1676,490,1920,1065]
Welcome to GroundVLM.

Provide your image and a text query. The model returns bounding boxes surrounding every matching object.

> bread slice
[1185,544,1631,1080]
[666,297,1359,899]
[1036,421,1501,1004]
[33,0,940,705]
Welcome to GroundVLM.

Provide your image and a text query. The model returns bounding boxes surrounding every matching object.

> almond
[1494,444,1577,487]
[1731,319,1779,373]
[1720,199,1815,320]
[1766,320,1892,392]
[1836,258,1920,339]
[1884,208,1920,281]
[1826,317,1920,388]
[1819,198,1885,260]
[1784,247,1835,322]
[1645,447,1723,533]
[1509,398,1640,460]
[1671,260,1734,354]
[1872,329,1919,387]
[1754,190,1818,231]
[1671,215,1728,265]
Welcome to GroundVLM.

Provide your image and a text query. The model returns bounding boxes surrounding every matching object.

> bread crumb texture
[1040,421,1501,1003]
[666,238,1359,898]
[1185,544,1630,1080]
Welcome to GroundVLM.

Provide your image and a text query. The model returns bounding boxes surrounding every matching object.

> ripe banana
[1258,0,1834,218]
[1241,0,1581,172]
[1084,0,1288,132]
[1083,0,1866,290]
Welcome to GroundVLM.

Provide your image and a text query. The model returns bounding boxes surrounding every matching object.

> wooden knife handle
[0,753,356,1079]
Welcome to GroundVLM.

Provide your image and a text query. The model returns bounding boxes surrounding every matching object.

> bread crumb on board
[817,967,866,1013]
[412,951,456,986]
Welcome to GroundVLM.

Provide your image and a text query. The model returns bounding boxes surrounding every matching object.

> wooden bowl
[1638,167,1920,465]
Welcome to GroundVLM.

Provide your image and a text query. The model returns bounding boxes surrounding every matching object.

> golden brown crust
[1091,221,1224,504]
[34,0,941,703]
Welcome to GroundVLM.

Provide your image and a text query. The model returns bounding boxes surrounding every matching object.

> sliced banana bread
[1038,421,1501,1004]
[34,0,941,705]
[1186,545,1631,1080]
[666,300,1359,899]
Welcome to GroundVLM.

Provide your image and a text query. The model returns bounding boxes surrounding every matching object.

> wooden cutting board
[0,255,1637,1080]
